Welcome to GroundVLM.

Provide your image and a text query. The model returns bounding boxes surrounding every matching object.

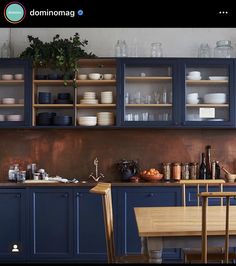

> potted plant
[20,33,96,86]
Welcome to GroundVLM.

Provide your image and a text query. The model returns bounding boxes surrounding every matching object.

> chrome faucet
[89,157,104,182]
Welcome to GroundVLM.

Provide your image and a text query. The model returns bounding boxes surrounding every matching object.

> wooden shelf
[33,104,74,108]
[125,77,172,81]
[186,80,228,85]
[0,80,24,84]
[0,104,24,108]
[33,79,116,86]
[76,104,116,108]
[126,104,172,107]
[186,104,229,108]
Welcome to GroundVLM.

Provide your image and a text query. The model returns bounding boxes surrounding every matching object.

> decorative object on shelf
[198,43,211,58]
[19,33,96,87]
[117,159,139,181]
[214,40,234,58]
[89,157,104,182]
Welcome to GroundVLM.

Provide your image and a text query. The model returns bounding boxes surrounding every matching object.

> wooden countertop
[0,179,236,187]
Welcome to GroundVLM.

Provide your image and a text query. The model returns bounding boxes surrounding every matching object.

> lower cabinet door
[74,189,107,261]
[116,186,182,262]
[0,189,26,260]
[29,188,73,259]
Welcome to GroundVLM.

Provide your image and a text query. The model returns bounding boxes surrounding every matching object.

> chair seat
[116,254,149,263]
[183,247,236,262]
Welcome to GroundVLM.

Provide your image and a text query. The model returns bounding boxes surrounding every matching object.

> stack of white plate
[97,112,114,126]
[80,91,98,104]
[101,91,113,104]
[6,114,23,121]
[78,116,97,126]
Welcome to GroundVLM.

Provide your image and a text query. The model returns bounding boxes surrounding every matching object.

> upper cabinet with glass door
[180,58,235,127]
[118,58,178,127]
[0,59,32,127]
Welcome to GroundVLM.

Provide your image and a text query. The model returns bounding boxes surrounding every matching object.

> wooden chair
[89,182,149,263]
[180,180,226,263]
[200,191,236,263]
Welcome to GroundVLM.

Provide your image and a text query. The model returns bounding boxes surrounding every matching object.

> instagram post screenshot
[1,0,236,264]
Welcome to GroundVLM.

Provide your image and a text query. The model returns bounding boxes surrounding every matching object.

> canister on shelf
[162,162,171,181]
[172,162,181,181]
[189,162,198,179]
[181,163,189,180]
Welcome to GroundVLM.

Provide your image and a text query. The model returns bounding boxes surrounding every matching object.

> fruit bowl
[140,173,163,182]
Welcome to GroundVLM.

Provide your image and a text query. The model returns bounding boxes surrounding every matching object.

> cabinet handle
[76,193,81,197]
[148,193,154,197]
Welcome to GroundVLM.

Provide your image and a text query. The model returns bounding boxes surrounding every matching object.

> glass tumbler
[151,42,163,57]
[198,43,211,58]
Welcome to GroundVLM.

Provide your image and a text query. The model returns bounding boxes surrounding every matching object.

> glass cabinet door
[0,59,32,127]
[119,58,178,126]
[181,59,234,127]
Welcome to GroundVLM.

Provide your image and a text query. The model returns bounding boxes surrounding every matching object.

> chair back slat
[199,191,236,263]
[180,180,225,207]
[90,182,116,263]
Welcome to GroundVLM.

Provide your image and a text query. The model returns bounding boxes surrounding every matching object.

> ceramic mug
[88,73,103,80]
[103,73,113,80]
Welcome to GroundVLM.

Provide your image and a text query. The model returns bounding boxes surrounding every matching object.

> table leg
[147,237,163,263]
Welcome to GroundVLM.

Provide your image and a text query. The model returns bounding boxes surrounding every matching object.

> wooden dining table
[134,206,236,263]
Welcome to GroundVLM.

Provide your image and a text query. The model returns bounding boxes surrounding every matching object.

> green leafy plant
[20,33,96,86]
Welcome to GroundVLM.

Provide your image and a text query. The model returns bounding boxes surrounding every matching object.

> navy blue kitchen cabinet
[117,58,179,128]
[74,188,107,261]
[116,186,182,262]
[0,189,27,261]
[179,58,235,128]
[29,188,74,260]
[0,59,32,127]
[117,58,235,128]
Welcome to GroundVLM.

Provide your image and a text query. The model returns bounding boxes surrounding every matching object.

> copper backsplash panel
[0,128,235,181]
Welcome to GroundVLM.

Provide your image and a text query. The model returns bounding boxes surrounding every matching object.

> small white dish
[2,98,16,104]
[209,76,228,80]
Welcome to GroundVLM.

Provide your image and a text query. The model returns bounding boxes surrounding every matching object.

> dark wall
[0,129,235,181]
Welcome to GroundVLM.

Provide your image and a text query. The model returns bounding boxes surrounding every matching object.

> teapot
[117,159,139,181]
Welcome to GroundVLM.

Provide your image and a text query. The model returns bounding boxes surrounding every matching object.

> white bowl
[6,114,23,121]
[187,93,199,98]
[186,99,199,104]
[1,74,13,80]
[2,98,16,104]
[188,71,201,76]
[186,76,202,80]
[14,74,24,80]
[203,93,226,104]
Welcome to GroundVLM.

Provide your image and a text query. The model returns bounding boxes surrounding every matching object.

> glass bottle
[1,42,10,58]
[120,40,128,57]
[115,40,121,57]
[205,145,211,179]
[198,43,211,58]
[199,153,207,179]
[214,40,234,58]
[215,161,221,179]
[151,42,163,57]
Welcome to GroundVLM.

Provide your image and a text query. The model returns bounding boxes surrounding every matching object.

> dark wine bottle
[199,153,207,179]
[205,145,211,179]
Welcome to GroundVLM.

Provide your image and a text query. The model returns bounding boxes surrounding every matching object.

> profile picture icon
[4,2,26,24]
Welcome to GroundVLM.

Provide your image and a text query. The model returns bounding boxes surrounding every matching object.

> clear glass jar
[214,40,234,58]
[151,42,163,57]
